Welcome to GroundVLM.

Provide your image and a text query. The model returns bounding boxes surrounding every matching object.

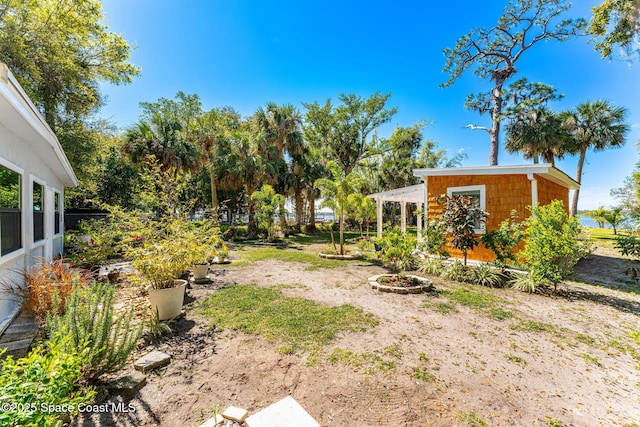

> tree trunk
[278,199,287,232]
[571,148,587,216]
[489,79,507,166]
[247,198,258,238]
[306,189,316,232]
[294,187,303,233]
[209,170,218,222]
[339,205,345,255]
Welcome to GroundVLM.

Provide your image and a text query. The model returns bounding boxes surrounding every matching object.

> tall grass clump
[46,283,143,382]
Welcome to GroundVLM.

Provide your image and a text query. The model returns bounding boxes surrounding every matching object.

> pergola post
[376,197,383,238]
[400,202,407,234]
[416,202,423,242]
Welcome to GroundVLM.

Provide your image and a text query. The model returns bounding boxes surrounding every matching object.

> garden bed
[368,274,434,294]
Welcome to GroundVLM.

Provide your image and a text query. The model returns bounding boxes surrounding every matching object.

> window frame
[31,177,45,244]
[0,158,24,261]
[54,191,61,235]
[446,184,487,234]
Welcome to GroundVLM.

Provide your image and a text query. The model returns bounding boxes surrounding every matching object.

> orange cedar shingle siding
[425,173,570,262]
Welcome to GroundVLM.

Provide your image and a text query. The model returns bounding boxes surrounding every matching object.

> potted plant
[130,239,192,320]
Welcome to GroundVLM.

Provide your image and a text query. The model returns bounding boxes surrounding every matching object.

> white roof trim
[0,63,78,187]
[413,164,579,190]
[367,184,424,203]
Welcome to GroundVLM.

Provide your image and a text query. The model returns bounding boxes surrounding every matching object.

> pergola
[367,184,425,242]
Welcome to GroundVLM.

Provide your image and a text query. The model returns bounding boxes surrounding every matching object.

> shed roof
[367,183,424,203]
[0,63,78,187]
[413,164,579,190]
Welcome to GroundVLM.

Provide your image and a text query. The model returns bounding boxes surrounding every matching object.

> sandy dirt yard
[75,244,640,427]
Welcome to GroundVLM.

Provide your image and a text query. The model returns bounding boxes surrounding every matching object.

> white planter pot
[147,279,187,320]
[193,264,209,280]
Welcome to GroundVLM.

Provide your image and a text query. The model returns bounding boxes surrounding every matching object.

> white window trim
[447,184,486,234]
[53,189,62,236]
[0,158,24,261]
[30,175,46,245]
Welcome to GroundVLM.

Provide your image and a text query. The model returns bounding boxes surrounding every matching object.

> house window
[0,165,21,255]
[447,185,486,234]
[54,192,60,235]
[33,181,44,242]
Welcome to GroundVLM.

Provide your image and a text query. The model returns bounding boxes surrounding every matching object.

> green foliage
[251,184,285,241]
[196,285,378,353]
[481,211,524,269]
[439,195,488,265]
[419,220,450,258]
[0,331,95,426]
[584,206,608,228]
[470,264,504,288]
[588,0,640,58]
[303,92,397,175]
[442,260,469,282]
[418,257,444,276]
[616,234,640,258]
[520,200,585,290]
[0,166,19,209]
[603,207,625,234]
[315,161,362,255]
[509,273,539,293]
[46,283,143,382]
[377,226,418,273]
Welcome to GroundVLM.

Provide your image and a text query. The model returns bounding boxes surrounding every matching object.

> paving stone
[197,414,224,427]
[108,371,147,396]
[221,406,248,423]
[245,396,319,427]
[133,350,171,373]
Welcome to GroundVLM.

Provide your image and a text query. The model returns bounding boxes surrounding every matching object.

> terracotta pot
[147,279,187,320]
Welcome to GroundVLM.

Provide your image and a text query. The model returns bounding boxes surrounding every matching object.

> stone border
[369,274,434,294]
[318,252,363,260]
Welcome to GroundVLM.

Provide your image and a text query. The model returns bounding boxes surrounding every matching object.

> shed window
[33,181,44,242]
[54,192,61,235]
[0,165,21,255]
[447,185,486,234]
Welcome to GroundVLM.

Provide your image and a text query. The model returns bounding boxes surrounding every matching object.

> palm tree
[219,126,278,237]
[195,107,240,218]
[505,107,570,165]
[314,161,362,255]
[584,206,607,228]
[253,103,304,230]
[122,114,198,213]
[564,100,628,215]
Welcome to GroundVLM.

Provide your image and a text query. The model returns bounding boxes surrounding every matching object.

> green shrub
[509,272,540,293]
[418,257,444,276]
[520,200,585,291]
[470,264,504,287]
[419,220,450,258]
[481,210,524,269]
[377,226,418,273]
[0,331,95,426]
[46,283,143,382]
[442,260,469,282]
[438,195,488,265]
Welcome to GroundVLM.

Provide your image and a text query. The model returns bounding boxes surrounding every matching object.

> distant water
[578,216,611,229]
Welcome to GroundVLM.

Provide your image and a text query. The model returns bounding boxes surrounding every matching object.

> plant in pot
[129,239,192,320]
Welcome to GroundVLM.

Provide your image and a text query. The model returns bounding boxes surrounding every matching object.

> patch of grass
[505,353,527,366]
[442,286,505,311]
[575,333,597,347]
[546,417,564,427]
[509,320,556,334]
[430,301,458,314]
[197,285,378,353]
[412,366,438,382]
[580,353,603,367]
[383,343,404,359]
[236,246,348,268]
[454,411,489,427]
[327,347,397,373]
[489,307,513,320]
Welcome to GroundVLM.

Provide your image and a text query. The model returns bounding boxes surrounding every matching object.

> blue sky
[98,0,640,210]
